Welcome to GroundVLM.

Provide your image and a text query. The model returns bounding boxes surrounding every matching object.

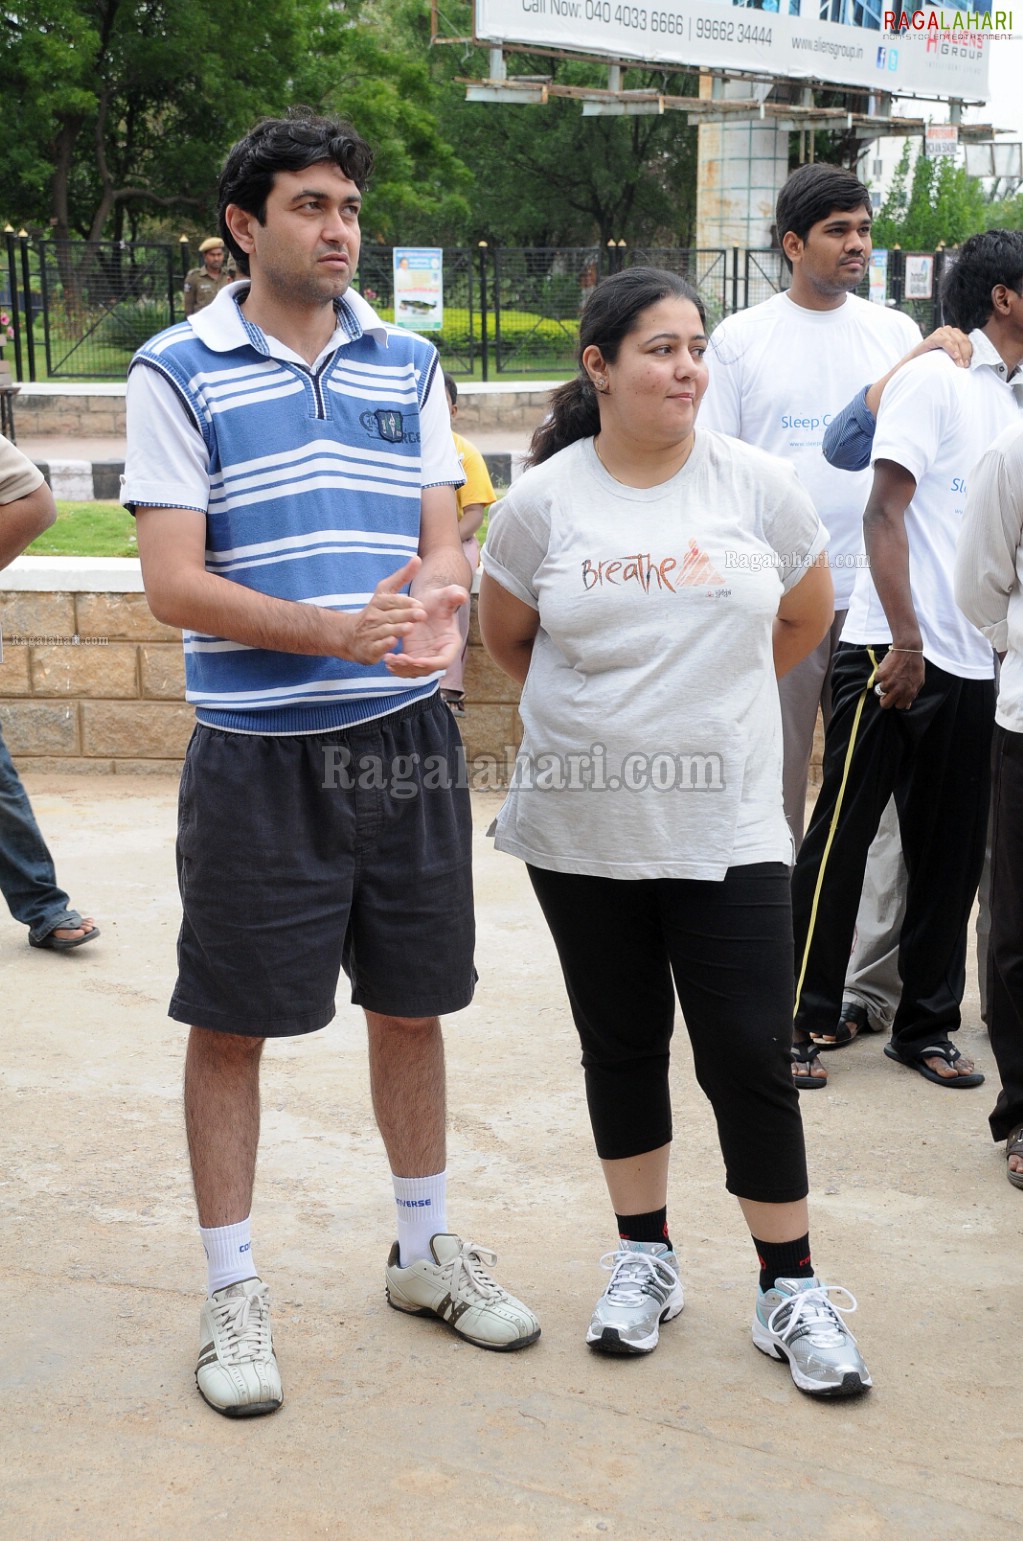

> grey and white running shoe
[586,1242,684,1356]
[752,1276,872,1397]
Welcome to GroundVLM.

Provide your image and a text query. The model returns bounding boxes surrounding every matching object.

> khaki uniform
[182,265,234,318]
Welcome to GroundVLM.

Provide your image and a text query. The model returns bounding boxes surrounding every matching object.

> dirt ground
[1,773,1018,1540]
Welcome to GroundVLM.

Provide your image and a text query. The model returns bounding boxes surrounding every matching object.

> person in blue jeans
[1,432,99,951]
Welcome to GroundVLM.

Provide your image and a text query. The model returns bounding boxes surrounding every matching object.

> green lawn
[28,501,138,557]
[27,499,501,558]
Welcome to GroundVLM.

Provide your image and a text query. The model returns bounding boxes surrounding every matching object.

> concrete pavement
[1,772,1019,1539]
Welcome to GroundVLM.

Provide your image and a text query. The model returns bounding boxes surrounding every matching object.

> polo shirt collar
[969,326,1023,385]
[189,279,389,357]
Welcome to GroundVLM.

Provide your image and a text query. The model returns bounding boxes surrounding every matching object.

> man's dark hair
[940,229,1023,332]
[775,164,872,272]
[443,371,458,406]
[218,109,373,276]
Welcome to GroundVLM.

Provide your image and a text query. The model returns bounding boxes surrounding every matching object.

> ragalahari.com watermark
[724,550,871,573]
[322,743,726,797]
[2,634,110,647]
[0,630,111,663]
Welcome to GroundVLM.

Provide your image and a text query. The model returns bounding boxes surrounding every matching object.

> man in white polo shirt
[792,230,1023,1090]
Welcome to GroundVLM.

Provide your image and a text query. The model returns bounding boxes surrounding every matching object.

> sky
[966,34,1023,138]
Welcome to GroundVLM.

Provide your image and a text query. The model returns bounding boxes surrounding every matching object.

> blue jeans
[0,723,76,943]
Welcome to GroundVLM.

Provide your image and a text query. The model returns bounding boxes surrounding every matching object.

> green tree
[0,0,472,244]
[872,141,987,250]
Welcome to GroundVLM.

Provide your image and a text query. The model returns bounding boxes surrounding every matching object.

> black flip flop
[883,1039,984,1088]
[810,1003,881,1051]
[791,1041,827,1090]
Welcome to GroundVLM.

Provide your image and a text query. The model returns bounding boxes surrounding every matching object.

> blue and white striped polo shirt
[125,285,463,734]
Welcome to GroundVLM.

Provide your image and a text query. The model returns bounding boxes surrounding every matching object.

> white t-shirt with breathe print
[482,429,827,881]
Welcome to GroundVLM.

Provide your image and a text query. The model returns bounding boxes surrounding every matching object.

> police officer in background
[182,237,234,317]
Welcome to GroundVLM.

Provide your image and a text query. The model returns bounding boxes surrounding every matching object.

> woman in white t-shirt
[480,267,871,1398]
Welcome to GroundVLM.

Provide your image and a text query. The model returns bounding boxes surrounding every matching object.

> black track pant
[792,643,994,1051]
[987,725,1023,1141]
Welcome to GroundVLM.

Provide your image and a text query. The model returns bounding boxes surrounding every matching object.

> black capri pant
[527,861,808,1205]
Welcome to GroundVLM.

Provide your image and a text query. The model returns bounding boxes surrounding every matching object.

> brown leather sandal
[1006,1124,1023,1190]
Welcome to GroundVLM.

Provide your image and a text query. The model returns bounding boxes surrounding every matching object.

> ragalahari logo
[884,8,1010,28]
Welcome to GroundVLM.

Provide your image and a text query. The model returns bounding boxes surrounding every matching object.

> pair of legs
[0,723,97,946]
[835,795,994,1046]
[793,646,992,1080]
[174,699,476,1235]
[527,862,871,1393]
[178,700,538,1417]
[185,1012,445,1227]
[527,862,810,1249]
[600,1146,806,1249]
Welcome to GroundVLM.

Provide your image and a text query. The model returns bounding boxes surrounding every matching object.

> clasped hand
[346,555,467,676]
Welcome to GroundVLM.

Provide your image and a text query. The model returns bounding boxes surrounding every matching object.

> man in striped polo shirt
[122,111,540,1419]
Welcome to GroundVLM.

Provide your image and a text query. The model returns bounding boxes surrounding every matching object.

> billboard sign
[925,122,959,156]
[473,0,990,101]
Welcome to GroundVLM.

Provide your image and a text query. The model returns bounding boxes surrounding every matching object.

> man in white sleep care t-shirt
[792,228,1023,1092]
[701,163,921,844]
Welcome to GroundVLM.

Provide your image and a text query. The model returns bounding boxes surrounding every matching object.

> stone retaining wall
[13,381,556,441]
[13,386,128,441]
[0,560,522,775]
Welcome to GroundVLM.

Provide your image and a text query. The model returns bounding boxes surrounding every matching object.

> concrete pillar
[695,76,791,252]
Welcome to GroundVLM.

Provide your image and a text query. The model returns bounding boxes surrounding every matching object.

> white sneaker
[752,1276,872,1398]
[385,1234,541,1351]
[196,1277,283,1417]
[586,1243,685,1355]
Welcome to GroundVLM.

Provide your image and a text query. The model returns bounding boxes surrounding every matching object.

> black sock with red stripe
[615,1207,672,1251]
[753,1233,813,1292]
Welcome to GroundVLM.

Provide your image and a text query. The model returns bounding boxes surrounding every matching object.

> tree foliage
[872,140,988,251]
[0,0,472,244]
[0,0,701,250]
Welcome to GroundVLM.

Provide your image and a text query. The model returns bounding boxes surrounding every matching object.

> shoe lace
[767,1283,857,1348]
[211,1285,272,1364]
[445,1241,504,1301]
[598,1249,678,1305]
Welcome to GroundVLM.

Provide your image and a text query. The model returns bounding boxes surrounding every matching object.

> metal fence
[3,232,185,381]
[1,233,949,384]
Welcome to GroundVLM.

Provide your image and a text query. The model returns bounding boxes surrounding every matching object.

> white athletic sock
[391,1171,447,1266]
[200,1217,257,1296]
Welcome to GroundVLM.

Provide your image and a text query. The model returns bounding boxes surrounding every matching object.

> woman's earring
[596,377,607,392]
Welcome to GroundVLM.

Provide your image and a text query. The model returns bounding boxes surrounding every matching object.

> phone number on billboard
[580,2,772,45]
